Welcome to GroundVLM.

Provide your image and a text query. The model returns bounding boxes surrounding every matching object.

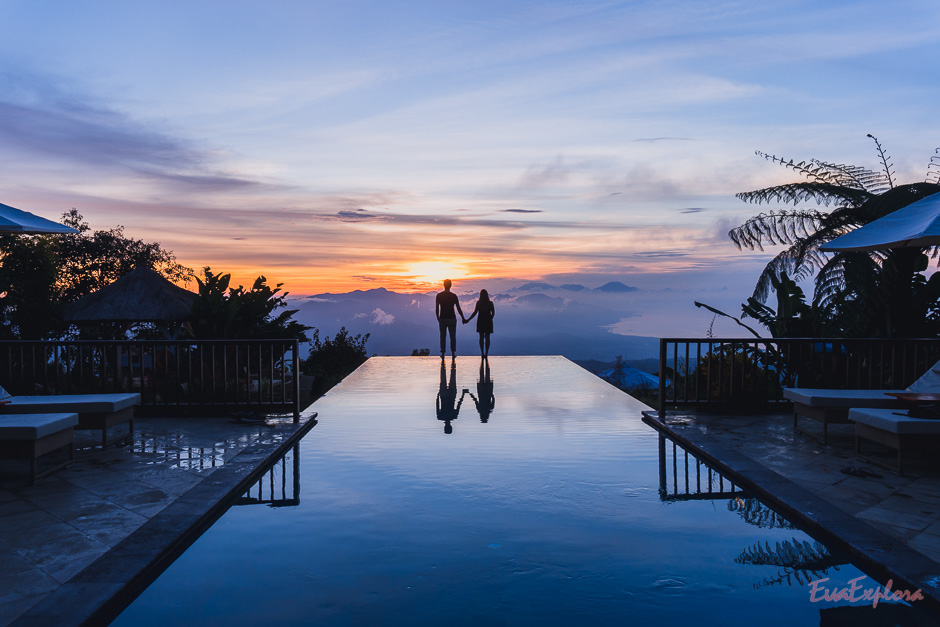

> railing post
[293,340,301,423]
[658,338,667,418]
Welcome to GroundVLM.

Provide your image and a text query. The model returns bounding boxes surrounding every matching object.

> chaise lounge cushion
[0,413,79,440]
[782,388,903,408]
[0,390,140,414]
[849,407,940,435]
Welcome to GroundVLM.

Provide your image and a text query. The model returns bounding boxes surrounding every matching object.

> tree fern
[724,137,940,337]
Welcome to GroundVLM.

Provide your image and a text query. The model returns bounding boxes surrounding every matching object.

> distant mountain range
[291,282,659,361]
[512,281,637,293]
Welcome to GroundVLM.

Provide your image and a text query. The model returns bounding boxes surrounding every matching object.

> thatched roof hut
[66,266,196,322]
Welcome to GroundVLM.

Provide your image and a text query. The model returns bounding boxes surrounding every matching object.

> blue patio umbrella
[0,202,78,234]
[821,191,940,251]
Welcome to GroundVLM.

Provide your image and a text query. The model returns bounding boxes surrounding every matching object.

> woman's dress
[475,301,495,334]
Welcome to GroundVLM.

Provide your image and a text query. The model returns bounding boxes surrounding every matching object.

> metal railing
[658,337,940,416]
[0,339,301,421]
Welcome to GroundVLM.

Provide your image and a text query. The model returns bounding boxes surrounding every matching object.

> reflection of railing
[658,337,940,416]
[656,430,849,590]
[0,339,301,420]
[234,444,300,508]
[657,433,740,501]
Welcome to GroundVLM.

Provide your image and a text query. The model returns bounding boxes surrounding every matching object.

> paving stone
[42,554,101,585]
[87,522,146,549]
[67,507,148,534]
[0,589,52,627]
[0,509,62,532]
[0,499,39,519]
[857,505,938,533]
[910,533,940,564]
[16,534,109,569]
[2,522,85,550]
[0,550,39,578]
[0,568,59,606]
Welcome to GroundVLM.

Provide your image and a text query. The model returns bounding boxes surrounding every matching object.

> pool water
[113,356,890,625]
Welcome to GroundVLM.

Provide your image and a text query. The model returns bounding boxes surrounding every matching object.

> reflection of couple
[435,279,495,359]
[436,360,467,434]
[436,359,496,433]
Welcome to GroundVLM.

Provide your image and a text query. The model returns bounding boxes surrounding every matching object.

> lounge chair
[848,407,940,475]
[0,388,140,448]
[0,412,78,484]
[783,358,940,444]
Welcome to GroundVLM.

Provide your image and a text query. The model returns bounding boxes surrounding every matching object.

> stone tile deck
[0,413,315,626]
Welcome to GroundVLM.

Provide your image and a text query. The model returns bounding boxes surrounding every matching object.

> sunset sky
[1,1,939,310]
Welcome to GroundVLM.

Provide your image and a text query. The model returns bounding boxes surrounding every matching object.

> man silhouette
[435,279,464,358]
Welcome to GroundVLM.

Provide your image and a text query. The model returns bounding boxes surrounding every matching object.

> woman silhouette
[463,289,495,358]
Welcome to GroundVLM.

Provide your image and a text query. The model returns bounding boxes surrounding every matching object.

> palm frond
[693,302,764,338]
[867,133,896,189]
[754,151,844,184]
[928,148,940,184]
[729,210,825,251]
[735,537,835,569]
[727,497,796,529]
[736,182,870,207]
[811,160,890,194]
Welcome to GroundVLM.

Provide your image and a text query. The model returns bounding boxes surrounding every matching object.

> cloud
[632,250,689,259]
[633,137,693,143]
[0,70,263,194]
[518,156,571,188]
[371,308,395,325]
[501,208,543,213]
[679,208,707,214]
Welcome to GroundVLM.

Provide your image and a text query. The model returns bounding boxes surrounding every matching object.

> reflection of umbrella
[821,191,940,251]
[66,267,196,322]
[0,202,78,234]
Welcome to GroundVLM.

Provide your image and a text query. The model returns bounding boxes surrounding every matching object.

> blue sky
[1,0,939,335]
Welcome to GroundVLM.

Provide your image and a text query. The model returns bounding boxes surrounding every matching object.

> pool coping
[11,412,319,627]
[642,411,940,617]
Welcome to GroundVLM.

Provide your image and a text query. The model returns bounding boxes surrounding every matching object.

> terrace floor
[0,412,315,626]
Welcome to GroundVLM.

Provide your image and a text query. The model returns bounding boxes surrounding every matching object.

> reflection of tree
[735,537,846,590]
[727,497,797,529]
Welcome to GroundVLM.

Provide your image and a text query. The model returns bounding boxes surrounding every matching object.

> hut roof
[66,266,196,322]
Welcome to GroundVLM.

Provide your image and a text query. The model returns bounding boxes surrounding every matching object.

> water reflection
[234,444,301,508]
[656,433,741,501]
[468,357,496,423]
[436,359,468,434]
[656,433,850,592]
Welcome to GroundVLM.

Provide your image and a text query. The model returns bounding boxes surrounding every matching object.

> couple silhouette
[434,279,495,359]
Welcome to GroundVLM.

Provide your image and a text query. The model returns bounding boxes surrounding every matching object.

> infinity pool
[113,356,889,625]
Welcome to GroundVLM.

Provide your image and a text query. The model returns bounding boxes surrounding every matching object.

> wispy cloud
[0,70,259,193]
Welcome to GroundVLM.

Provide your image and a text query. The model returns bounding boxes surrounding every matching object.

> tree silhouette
[730,135,940,336]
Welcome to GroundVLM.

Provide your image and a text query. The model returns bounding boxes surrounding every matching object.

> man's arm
[435,293,442,320]
[456,298,464,320]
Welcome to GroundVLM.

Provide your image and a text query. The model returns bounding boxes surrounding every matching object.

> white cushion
[849,407,940,435]
[4,393,140,414]
[783,388,902,408]
[0,413,79,440]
